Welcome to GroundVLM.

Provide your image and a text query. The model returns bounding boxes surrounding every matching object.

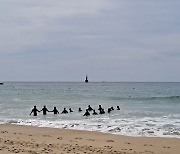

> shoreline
[0,124,180,154]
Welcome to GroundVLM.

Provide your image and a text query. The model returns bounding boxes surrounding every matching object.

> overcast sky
[0,0,180,82]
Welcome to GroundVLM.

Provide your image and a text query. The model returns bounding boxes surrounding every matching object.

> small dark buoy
[85,75,88,83]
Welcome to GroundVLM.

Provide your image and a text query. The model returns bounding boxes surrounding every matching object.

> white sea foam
[0,114,179,138]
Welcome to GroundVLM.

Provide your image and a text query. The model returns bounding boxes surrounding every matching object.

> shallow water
[0,82,180,138]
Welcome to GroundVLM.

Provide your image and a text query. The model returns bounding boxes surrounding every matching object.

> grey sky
[0,0,180,82]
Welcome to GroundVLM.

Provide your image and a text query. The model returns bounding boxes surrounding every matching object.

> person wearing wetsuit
[87,105,93,111]
[40,105,50,115]
[108,108,112,113]
[51,107,59,114]
[30,106,40,116]
[69,108,73,112]
[61,108,68,114]
[98,105,102,111]
[78,108,82,112]
[117,106,120,110]
[99,108,105,114]
[83,109,90,116]
[92,109,98,115]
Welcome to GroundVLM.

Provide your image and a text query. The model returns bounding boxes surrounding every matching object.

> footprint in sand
[1,131,8,134]
[87,139,95,141]
[106,140,114,142]
[145,150,154,153]
[75,137,82,140]
[163,146,171,149]
[144,144,153,147]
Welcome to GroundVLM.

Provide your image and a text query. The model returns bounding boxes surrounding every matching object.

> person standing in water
[61,108,68,114]
[117,106,120,110]
[83,109,90,116]
[30,106,40,116]
[51,107,59,114]
[40,105,50,115]
[87,105,93,111]
[98,105,102,111]
[69,108,73,112]
[78,107,82,112]
[92,109,98,115]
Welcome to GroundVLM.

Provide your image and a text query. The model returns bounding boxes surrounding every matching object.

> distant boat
[85,75,88,83]
[0,83,3,85]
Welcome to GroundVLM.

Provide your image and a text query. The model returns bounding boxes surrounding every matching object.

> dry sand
[0,124,179,154]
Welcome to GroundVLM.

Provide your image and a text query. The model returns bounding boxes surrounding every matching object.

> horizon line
[1,81,180,83]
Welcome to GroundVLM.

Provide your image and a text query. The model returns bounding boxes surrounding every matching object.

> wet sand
[0,124,180,154]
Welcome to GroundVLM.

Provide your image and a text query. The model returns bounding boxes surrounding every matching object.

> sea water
[0,82,180,138]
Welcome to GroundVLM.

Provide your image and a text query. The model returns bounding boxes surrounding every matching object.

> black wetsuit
[52,108,59,114]
[61,108,68,114]
[83,110,90,116]
[41,107,49,115]
[30,107,40,116]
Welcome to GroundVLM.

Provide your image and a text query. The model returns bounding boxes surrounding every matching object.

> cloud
[0,0,110,54]
[0,0,180,81]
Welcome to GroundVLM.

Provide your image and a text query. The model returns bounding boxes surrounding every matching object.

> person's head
[54,107,56,109]
[34,106,36,108]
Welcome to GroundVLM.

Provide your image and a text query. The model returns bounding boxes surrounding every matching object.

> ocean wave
[0,116,180,138]
[109,95,180,102]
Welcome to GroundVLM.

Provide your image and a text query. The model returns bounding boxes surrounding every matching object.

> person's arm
[30,110,33,115]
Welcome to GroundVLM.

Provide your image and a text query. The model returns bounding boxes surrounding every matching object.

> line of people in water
[30,105,120,116]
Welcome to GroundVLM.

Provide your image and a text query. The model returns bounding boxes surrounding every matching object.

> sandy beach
[0,124,179,154]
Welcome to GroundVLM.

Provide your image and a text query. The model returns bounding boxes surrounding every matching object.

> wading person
[30,106,40,116]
